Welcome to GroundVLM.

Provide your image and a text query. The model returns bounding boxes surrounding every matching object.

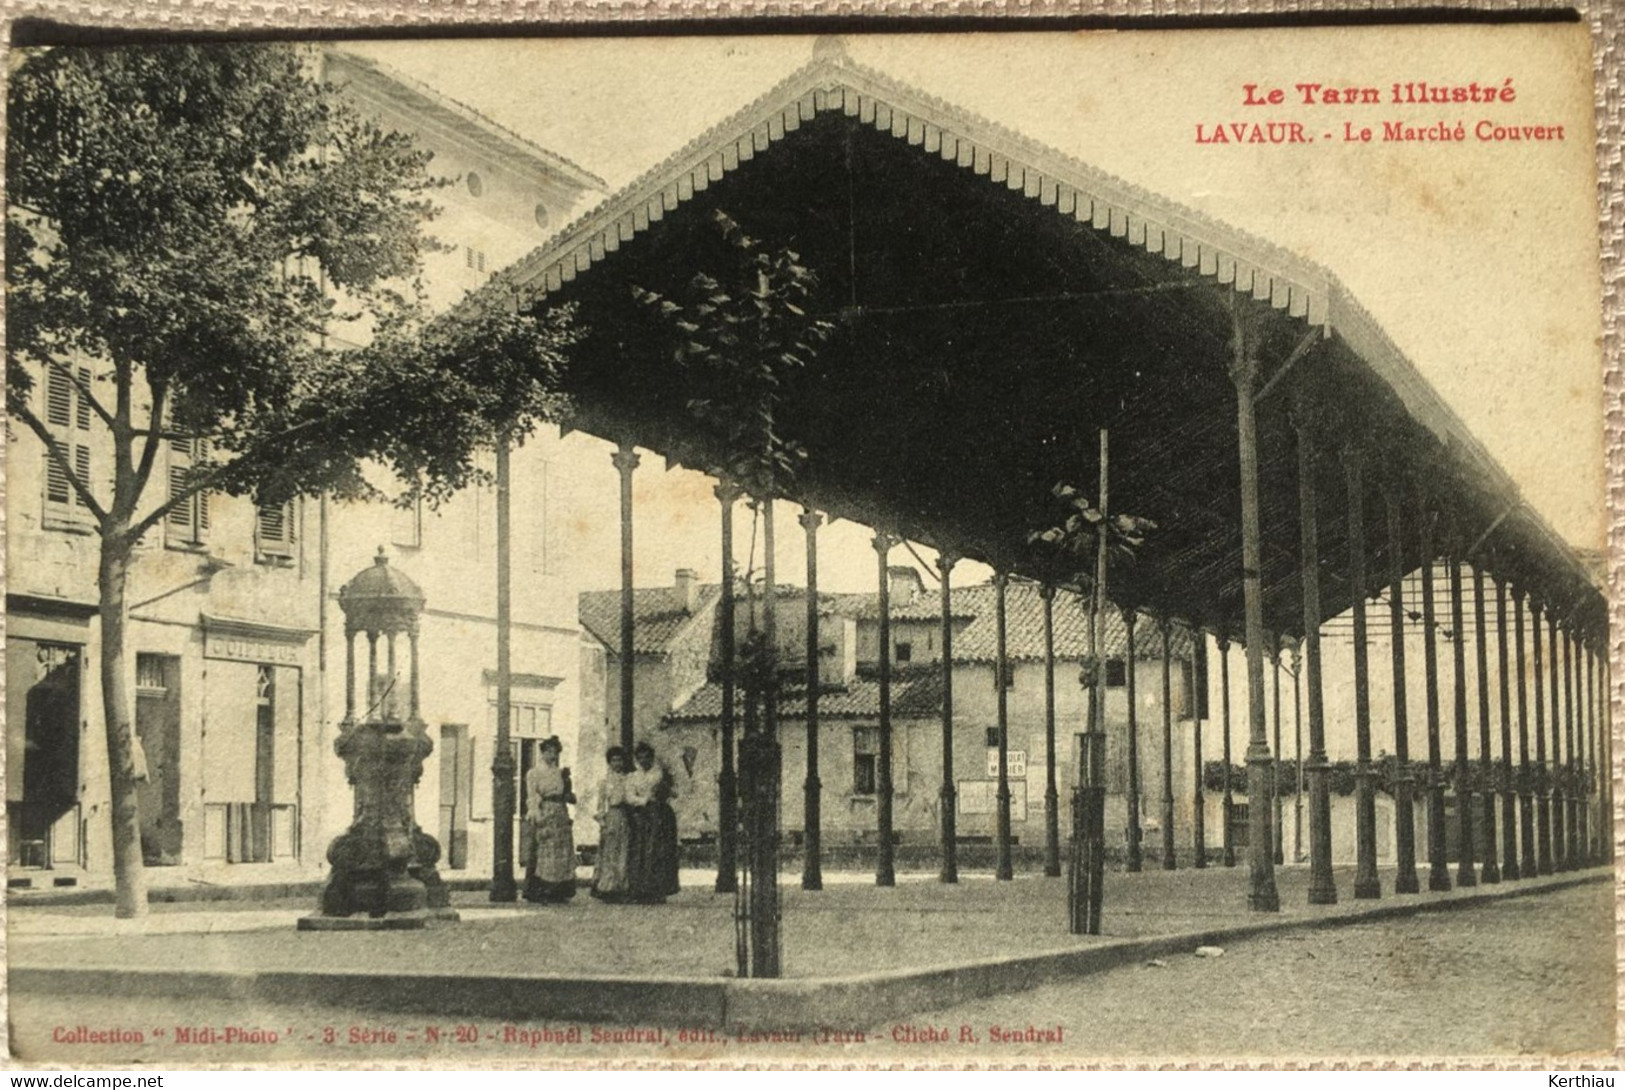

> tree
[6,44,576,917]
[633,210,833,978]
[632,209,832,501]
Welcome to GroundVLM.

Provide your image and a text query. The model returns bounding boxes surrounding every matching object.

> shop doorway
[135,653,183,865]
[6,640,83,869]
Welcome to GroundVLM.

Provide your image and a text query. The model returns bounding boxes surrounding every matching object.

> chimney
[888,565,923,608]
[674,568,699,614]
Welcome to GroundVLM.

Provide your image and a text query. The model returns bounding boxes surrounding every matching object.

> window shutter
[73,444,91,507]
[166,437,208,543]
[74,367,91,430]
[45,369,71,427]
[41,363,95,521]
[256,501,295,558]
[45,441,71,504]
[167,439,192,528]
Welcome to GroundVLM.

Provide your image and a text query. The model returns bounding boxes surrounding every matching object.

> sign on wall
[957,779,1029,822]
[986,748,1026,779]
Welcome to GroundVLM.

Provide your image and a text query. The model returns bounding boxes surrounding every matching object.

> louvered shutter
[256,501,295,559]
[41,364,94,518]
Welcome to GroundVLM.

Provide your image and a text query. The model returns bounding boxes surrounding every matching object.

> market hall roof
[483,42,1605,641]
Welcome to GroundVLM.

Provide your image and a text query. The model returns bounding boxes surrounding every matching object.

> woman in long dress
[638,741,681,896]
[590,746,632,902]
[521,736,576,904]
[622,741,668,904]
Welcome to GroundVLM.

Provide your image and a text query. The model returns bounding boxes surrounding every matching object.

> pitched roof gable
[475,40,1541,542]
[578,584,721,658]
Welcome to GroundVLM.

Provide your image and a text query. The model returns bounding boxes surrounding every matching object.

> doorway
[6,640,82,869]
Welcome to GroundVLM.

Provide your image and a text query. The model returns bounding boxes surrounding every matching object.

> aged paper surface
[2,13,1619,1069]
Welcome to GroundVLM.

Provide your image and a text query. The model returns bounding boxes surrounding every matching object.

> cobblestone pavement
[8,881,1613,1065]
[11,865,1598,980]
[877,879,1619,1061]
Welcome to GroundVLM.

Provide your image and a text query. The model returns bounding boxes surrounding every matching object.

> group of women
[518,737,680,906]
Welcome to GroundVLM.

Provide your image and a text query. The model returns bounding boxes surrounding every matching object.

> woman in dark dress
[624,741,676,903]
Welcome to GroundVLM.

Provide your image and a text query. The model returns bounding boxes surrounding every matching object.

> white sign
[957,779,1029,822]
[986,748,1027,779]
[203,632,302,665]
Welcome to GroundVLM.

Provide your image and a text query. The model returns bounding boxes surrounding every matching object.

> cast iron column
[938,551,959,884]
[489,435,518,902]
[1448,536,1477,887]
[1160,615,1176,871]
[1586,637,1598,863]
[1293,646,1304,862]
[1563,622,1579,869]
[715,482,740,894]
[744,496,782,977]
[1273,643,1285,865]
[1042,585,1062,877]
[1474,565,1500,883]
[1228,310,1279,912]
[1344,447,1379,898]
[1125,609,1144,872]
[1549,609,1566,870]
[1597,639,1609,863]
[1218,635,1235,867]
[875,531,897,887]
[1496,575,1520,879]
[613,442,639,754]
[1193,631,1207,869]
[1532,597,1553,874]
[1294,391,1336,905]
[1515,587,1538,877]
[800,507,823,892]
[1419,516,1451,892]
[1385,487,1420,893]
[995,570,1014,881]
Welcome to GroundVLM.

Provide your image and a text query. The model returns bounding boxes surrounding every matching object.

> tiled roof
[823,589,971,623]
[664,671,944,724]
[578,584,720,657]
[948,582,1195,664]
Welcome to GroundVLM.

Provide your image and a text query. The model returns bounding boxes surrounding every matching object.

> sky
[345,25,1605,596]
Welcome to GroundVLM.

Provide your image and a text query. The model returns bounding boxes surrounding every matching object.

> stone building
[4,48,605,888]
[581,567,1202,863]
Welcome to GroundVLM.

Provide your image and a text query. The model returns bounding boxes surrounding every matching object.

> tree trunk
[98,531,148,918]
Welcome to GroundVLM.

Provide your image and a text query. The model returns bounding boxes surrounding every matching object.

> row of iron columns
[1226,320,1612,912]
[599,385,1611,924]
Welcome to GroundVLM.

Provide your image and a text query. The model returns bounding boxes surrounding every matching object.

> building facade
[580,566,1202,861]
[5,48,606,888]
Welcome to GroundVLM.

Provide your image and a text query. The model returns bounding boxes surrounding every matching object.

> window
[255,501,296,563]
[42,362,94,529]
[391,496,423,548]
[996,661,1016,690]
[985,727,1000,748]
[853,727,880,795]
[895,641,912,664]
[1105,659,1127,687]
[165,437,209,548]
[464,246,486,274]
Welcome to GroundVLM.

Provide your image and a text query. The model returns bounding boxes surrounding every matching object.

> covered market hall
[467,40,1611,974]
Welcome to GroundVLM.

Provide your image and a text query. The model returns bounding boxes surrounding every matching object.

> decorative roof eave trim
[482,51,1597,605]
[495,53,1336,326]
